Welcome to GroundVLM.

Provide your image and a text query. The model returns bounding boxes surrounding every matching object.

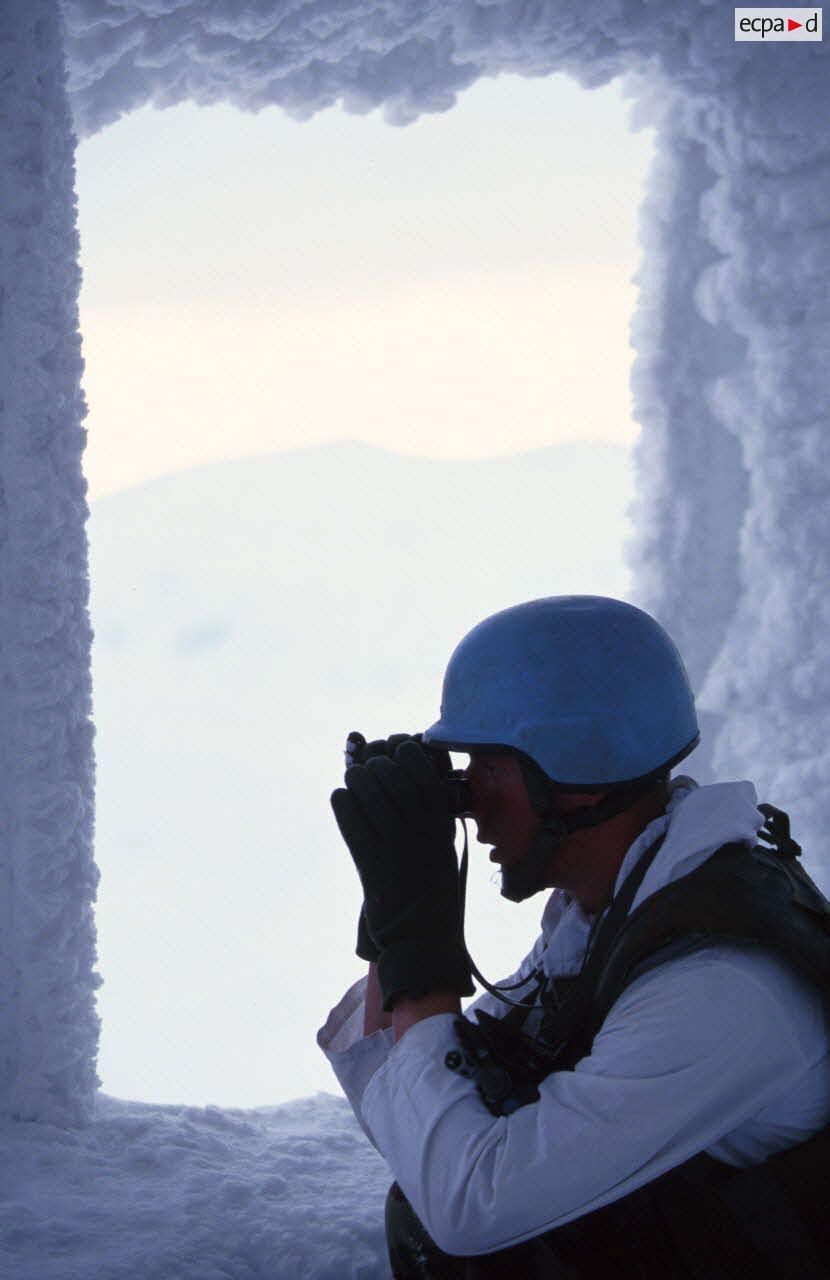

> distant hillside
[87,440,633,1107]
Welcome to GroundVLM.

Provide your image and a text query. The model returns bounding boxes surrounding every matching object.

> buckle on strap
[758,803,802,859]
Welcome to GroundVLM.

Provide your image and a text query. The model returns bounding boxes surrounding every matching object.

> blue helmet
[424,596,699,787]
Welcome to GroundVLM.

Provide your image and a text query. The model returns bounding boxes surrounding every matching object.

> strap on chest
[449,805,830,1111]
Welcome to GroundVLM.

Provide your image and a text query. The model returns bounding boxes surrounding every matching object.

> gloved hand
[345,731,454,964]
[345,730,450,772]
[346,733,420,963]
[332,738,474,1011]
[355,905,380,964]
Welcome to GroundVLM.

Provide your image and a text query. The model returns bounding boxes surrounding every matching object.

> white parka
[318,778,830,1257]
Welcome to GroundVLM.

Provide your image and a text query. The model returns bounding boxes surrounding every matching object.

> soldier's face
[464,753,541,870]
[465,753,612,904]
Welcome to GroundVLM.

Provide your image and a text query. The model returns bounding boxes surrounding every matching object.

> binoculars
[442,768,473,817]
[345,731,472,817]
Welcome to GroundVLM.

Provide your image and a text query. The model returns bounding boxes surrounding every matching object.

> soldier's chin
[500,860,539,903]
[499,831,559,903]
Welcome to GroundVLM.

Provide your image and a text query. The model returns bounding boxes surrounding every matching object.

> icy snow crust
[60,0,802,135]
[0,1093,389,1279]
[0,0,99,1128]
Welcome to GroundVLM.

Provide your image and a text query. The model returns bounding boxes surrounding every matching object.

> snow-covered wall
[630,54,829,821]
[0,0,826,1121]
[0,0,98,1125]
[690,53,829,833]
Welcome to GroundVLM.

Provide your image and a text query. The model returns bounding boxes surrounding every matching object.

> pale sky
[75,72,654,499]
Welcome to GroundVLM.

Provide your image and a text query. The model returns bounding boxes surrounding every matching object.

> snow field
[0,1094,390,1279]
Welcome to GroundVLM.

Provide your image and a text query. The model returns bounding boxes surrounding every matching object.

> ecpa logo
[735,8,822,39]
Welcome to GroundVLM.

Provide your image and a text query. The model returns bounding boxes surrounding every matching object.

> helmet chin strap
[500,768,663,904]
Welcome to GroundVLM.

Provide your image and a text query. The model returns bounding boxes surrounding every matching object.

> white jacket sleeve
[356,944,830,1256]
[318,931,548,1108]
[317,975,395,1146]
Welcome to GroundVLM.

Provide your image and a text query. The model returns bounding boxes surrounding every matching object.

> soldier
[320,596,830,1278]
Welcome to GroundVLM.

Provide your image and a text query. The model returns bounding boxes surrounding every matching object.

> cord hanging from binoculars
[457,819,548,1005]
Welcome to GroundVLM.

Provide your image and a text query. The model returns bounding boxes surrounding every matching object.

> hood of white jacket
[537,777,765,979]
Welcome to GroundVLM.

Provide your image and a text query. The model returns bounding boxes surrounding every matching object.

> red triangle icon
[788,18,802,30]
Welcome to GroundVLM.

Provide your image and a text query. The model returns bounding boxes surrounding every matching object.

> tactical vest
[447,807,830,1278]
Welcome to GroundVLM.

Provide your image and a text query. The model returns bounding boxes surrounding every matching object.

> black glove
[346,732,453,964]
[331,739,474,1011]
[346,730,447,769]
[355,905,380,964]
[346,733,421,963]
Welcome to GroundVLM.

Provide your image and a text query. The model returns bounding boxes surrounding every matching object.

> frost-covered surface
[627,100,750,732]
[630,59,830,814]
[60,1,767,136]
[0,0,98,1125]
[0,1092,390,1279]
